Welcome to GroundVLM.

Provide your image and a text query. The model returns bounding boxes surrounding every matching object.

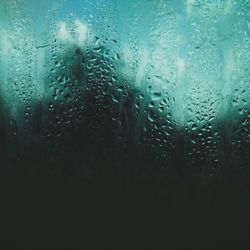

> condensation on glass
[0,0,249,177]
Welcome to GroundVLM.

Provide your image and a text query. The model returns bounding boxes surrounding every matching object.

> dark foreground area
[0,175,250,249]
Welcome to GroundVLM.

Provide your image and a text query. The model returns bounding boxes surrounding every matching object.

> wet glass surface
[1,0,249,178]
[0,1,250,248]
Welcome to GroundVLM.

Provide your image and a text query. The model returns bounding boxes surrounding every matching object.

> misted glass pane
[0,0,249,177]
